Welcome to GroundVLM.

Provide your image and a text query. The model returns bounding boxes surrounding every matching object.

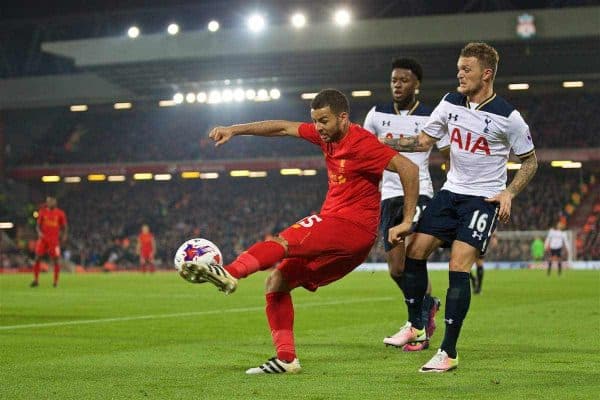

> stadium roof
[0,6,598,109]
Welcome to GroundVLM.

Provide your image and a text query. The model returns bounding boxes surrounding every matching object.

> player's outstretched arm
[486,151,538,223]
[209,120,302,147]
[380,131,438,152]
[386,154,419,245]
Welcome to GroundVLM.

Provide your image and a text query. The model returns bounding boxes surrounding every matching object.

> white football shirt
[364,101,449,200]
[422,92,535,198]
[545,228,568,250]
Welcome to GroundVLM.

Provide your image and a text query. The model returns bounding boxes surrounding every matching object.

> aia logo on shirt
[450,127,490,155]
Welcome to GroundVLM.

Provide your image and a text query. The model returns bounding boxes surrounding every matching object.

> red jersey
[138,232,155,254]
[37,207,67,242]
[298,123,397,235]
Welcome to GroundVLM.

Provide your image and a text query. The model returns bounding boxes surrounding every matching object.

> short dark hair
[311,89,350,115]
[391,58,423,82]
[460,42,499,79]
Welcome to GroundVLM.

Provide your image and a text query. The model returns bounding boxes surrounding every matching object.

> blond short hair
[460,42,499,80]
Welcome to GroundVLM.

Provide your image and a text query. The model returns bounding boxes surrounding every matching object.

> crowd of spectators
[2,165,595,270]
[4,93,599,167]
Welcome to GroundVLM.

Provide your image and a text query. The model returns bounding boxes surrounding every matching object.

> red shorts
[35,239,61,258]
[278,214,376,292]
[140,251,154,262]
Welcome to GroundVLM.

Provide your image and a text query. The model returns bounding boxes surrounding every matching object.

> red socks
[53,262,60,285]
[226,241,295,361]
[266,291,296,362]
[33,260,41,282]
[225,241,286,279]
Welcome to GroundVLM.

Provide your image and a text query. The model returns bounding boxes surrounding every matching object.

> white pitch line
[0,296,393,331]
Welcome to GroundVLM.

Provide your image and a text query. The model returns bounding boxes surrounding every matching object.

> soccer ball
[173,238,223,273]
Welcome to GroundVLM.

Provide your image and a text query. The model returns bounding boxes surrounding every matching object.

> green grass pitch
[1,269,599,399]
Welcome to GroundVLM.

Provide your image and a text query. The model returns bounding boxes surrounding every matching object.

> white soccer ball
[173,238,223,272]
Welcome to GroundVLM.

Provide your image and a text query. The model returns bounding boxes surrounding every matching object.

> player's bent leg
[386,233,441,345]
[387,243,433,352]
[387,244,406,288]
[406,232,443,260]
[225,239,288,279]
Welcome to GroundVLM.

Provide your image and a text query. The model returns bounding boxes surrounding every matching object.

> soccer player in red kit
[181,89,419,374]
[31,196,68,287]
[137,224,156,273]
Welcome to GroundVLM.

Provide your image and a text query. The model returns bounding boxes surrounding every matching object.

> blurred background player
[137,224,156,273]
[470,233,497,294]
[385,42,538,372]
[182,89,419,374]
[470,257,485,294]
[364,58,447,351]
[31,196,68,288]
[530,236,545,264]
[545,222,569,276]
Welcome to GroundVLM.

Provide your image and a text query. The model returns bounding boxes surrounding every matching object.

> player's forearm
[398,160,419,223]
[230,120,298,137]
[381,134,433,152]
[506,153,537,198]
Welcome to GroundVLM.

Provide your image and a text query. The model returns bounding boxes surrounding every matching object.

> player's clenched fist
[209,126,235,147]
[388,221,413,246]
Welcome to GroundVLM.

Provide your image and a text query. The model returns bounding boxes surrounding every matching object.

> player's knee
[265,269,289,292]
[406,242,429,260]
[389,270,403,282]
[267,236,289,254]
[448,260,471,272]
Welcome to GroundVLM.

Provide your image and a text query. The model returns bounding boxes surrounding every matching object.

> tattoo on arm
[382,136,422,152]
[506,153,538,198]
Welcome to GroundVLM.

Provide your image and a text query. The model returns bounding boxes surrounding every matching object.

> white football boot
[383,321,426,347]
[245,357,302,375]
[182,262,238,294]
[419,349,459,373]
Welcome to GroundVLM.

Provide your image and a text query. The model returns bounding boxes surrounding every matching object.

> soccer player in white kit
[364,58,448,351]
[545,222,569,276]
[384,42,538,372]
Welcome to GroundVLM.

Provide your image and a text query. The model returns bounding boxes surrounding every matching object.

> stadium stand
[4,93,600,167]
[2,165,596,269]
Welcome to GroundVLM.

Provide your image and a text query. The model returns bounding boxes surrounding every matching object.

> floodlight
[291,13,307,28]
[334,9,351,26]
[247,14,266,32]
[167,23,179,35]
[208,20,220,32]
[173,93,184,104]
[127,26,140,38]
